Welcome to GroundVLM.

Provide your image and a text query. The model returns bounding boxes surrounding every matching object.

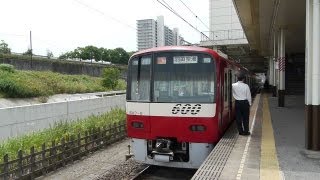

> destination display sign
[173,56,198,64]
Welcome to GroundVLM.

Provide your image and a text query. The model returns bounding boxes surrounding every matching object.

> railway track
[131,165,197,180]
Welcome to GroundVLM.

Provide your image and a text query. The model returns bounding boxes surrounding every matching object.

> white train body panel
[131,138,214,169]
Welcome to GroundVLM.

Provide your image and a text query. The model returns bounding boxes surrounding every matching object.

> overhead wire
[156,0,215,44]
[73,0,136,30]
[74,0,195,45]
[178,0,210,30]
[157,0,199,31]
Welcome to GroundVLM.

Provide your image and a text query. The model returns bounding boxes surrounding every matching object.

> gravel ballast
[37,138,146,180]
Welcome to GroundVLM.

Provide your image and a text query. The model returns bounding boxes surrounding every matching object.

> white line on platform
[236,95,260,180]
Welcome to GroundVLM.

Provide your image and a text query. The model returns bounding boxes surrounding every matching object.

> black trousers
[235,100,250,133]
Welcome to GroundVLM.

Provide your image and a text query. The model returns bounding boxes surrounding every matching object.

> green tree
[101,49,112,62]
[98,47,104,61]
[128,51,136,58]
[102,67,120,89]
[0,40,11,54]
[73,48,80,60]
[78,46,99,61]
[114,48,129,64]
[59,46,131,64]
[46,49,53,59]
[59,51,73,59]
[80,47,90,60]
[90,46,101,62]
[109,49,120,64]
[59,53,67,60]
[23,49,33,56]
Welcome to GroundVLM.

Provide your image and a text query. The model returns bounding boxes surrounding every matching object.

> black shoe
[243,132,251,136]
[239,132,245,135]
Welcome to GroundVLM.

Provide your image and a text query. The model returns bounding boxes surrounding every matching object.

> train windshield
[127,52,216,103]
[128,55,152,102]
[153,52,215,103]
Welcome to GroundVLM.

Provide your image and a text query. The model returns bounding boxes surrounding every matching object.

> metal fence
[201,29,246,41]
[0,121,126,180]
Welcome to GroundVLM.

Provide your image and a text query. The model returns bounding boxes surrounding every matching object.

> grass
[115,79,126,90]
[0,108,126,163]
[0,69,126,98]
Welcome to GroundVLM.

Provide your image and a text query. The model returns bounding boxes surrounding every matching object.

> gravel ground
[95,159,147,180]
[37,138,146,180]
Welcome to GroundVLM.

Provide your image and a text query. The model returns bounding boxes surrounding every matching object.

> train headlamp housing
[189,125,206,132]
[131,121,144,129]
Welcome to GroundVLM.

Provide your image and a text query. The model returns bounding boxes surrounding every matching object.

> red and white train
[126,46,256,168]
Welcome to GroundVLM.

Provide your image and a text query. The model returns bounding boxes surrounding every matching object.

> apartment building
[201,0,247,46]
[137,16,183,50]
[137,19,157,50]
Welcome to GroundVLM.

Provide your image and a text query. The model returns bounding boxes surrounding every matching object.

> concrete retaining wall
[0,94,126,141]
[0,56,127,78]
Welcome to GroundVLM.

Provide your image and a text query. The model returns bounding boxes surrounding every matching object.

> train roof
[132,46,219,57]
[131,46,253,75]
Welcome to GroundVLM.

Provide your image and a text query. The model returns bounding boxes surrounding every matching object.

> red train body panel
[127,115,219,143]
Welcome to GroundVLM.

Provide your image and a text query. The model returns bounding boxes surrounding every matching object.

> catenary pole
[278,28,285,107]
[305,0,320,150]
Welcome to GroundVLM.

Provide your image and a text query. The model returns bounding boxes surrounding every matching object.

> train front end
[126,49,218,168]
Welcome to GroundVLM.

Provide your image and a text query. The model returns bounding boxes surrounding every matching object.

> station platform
[192,93,320,180]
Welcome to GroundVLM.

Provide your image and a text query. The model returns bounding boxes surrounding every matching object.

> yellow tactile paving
[260,94,281,180]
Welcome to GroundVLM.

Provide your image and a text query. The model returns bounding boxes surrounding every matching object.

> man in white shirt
[232,73,252,136]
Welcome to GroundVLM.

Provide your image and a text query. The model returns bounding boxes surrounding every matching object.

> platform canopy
[232,0,306,56]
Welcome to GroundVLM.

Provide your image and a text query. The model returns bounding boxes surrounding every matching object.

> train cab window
[153,52,216,103]
[127,56,151,101]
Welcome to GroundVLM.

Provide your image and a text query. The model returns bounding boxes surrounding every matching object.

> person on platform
[264,78,270,90]
[232,72,252,136]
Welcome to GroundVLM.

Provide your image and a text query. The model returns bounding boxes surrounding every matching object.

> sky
[0,0,209,57]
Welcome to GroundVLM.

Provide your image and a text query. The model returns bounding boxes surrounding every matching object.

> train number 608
[171,104,202,115]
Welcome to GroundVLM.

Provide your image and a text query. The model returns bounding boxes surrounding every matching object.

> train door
[228,70,232,123]
[218,62,224,134]
[223,68,229,130]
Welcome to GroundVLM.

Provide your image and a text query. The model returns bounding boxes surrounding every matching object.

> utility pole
[30,30,33,69]
[90,52,93,64]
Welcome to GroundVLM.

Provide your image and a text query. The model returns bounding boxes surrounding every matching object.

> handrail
[201,29,246,41]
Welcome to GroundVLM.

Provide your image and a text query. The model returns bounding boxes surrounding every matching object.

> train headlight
[189,125,206,132]
[131,121,144,129]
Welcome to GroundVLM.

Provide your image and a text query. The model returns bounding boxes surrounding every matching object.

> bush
[0,70,106,98]
[102,67,120,89]
[0,68,126,98]
[0,78,33,98]
[0,108,126,163]
[0,64,15,73]
[115,79,126,90]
